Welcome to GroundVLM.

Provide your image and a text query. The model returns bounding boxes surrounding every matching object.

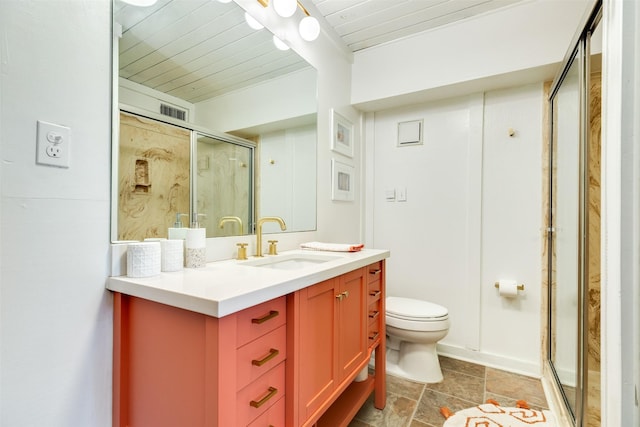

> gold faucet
[218,216,243,235]
[255,216,286,257]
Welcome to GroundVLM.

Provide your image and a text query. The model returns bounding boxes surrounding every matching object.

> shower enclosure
[545,1,601,426]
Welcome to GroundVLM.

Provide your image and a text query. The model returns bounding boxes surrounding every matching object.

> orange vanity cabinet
[286,261,386,427]
[112,259,386,427]
[112,294,287,427]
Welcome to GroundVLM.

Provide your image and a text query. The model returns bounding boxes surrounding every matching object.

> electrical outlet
[36,120,70,168]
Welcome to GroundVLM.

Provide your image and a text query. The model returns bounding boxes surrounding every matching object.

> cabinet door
[337,268,367,382]
[298,278,339,419]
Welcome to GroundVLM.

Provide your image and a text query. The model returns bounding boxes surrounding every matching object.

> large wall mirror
[111,0,318,241]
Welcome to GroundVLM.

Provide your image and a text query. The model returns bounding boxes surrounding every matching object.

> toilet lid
[386,296,448,321]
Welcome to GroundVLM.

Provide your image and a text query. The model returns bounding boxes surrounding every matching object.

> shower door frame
[546,1,601,426]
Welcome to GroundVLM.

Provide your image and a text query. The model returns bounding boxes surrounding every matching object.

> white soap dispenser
[185,213,207,268]
[168,213,189,240]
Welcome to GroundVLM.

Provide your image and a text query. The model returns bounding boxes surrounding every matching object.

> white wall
[0,0,616,424]
[601,0,640,425]
[370,84,544,376]
[0,1,360,424]
[0,1,112,426]
[352,0,591,111]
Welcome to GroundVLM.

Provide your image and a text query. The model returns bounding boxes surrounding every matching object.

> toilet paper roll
[354,365,369,382]
[110,240,140,277]
[161,239,184,272]
[127,242,161,278]
[498,279,518,298]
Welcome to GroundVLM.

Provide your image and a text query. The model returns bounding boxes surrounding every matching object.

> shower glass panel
[195,134,254,238]
[549,53,581,419]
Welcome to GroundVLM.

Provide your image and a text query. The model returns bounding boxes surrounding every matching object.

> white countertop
[107,248,390,318]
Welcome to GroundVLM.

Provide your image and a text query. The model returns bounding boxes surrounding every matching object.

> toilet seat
[386,296,448,321]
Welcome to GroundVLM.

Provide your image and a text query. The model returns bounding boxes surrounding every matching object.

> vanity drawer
[368,318,381,345]
[367,302,381,328]
[237,362,285,426]
[236,325,287,390]
[367,280,381,306]
[237,297,287,348]
[367,262,383,284]
[247,396,285,427]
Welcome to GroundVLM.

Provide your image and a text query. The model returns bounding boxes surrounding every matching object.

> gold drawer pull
[249,386,278,408]
[251,310,279,324]
[369,332,379,341]
[368,310,380,319]
[252,348,280,367]
[369,269,381,275]
[336,291,349,300]
[369,290,381,297]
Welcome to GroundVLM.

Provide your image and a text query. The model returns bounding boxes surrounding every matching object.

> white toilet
[385,296,450,383]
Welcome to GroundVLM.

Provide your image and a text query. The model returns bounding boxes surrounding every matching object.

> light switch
[385,189,396,201]
[397,187,407,202]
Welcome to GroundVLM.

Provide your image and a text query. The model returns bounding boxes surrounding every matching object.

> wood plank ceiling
[116,0,524,104]
[314,0,525,52]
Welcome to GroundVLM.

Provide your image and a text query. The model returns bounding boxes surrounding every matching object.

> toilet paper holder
[494,282,525,291]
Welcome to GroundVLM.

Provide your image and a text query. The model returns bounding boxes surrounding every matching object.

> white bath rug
[442,403,556,427]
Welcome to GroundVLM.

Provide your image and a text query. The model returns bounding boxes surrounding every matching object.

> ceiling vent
[160,103,187,121]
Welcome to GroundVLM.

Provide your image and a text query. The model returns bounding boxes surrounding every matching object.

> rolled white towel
[300,241,364,252]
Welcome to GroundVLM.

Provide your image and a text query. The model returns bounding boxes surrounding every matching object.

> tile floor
[349,356,549,427]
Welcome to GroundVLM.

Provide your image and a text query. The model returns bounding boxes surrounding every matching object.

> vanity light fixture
[244,11,265,30]
[272,0,297,18]
[299,14,320,41]
[254,0,321,42]
[273,35,290,51]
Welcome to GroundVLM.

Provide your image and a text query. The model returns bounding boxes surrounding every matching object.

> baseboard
[437,343,542,378]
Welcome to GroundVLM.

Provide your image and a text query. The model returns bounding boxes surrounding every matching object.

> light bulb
[299,16,320,41]
[273,35,290,51]
[273,0,297,18]
[120,0,157,6]
[244,12,264,30]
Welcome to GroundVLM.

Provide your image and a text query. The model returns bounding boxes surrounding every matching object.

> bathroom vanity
[107,249,388,427]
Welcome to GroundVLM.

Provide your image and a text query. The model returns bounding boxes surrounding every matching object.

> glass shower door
[549,53,582,419]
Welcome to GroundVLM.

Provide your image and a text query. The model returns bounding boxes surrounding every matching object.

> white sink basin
[242,253,341,270]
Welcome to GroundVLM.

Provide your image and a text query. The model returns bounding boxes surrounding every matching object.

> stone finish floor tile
[485,367,548,407]
[425,369,485,404]
[350,393,417,427]
[348,356,550,427]
[409,419,433,427]
[413,389,477,426]
[439,356,485,379]
[485,392,549,411]
[387,373,425,400]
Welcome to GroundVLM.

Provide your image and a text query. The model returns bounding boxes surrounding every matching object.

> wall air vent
[160,103,187,121]
[397,119,423,147]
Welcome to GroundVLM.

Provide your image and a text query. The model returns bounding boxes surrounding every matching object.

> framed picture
[331,159,355,201]
[331,109,354,158]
